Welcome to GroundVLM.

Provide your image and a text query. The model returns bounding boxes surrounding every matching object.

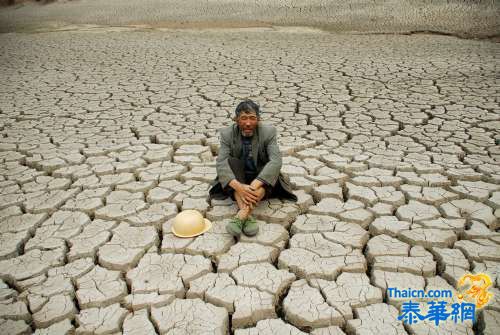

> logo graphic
[456,273,493,309]
[395,273,493,326]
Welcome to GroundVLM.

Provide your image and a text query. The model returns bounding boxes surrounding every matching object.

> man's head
[234,99,260,137]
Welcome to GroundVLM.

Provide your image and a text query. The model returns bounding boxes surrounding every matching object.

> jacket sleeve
[216,130,236,189]
[257,127,282,186]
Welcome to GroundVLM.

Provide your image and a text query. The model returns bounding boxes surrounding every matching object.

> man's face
[237,110,259,137]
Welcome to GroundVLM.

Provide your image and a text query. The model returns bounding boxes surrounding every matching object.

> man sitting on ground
[209,99,297,237]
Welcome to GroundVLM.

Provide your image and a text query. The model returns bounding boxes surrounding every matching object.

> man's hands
[238,183,259,207]
[229,179,260,208]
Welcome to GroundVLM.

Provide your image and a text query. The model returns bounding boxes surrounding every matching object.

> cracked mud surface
[0,28,499,334]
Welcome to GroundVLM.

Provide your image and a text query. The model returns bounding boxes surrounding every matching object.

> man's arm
[256,127,282,186]
[216,131,236,189]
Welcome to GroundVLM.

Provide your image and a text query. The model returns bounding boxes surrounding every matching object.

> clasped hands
[230,179,263,209]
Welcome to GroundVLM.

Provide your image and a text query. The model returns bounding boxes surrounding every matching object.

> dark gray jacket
[209,123,296,201]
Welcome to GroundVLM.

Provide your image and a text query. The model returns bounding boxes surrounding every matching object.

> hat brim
[171,218,213,238]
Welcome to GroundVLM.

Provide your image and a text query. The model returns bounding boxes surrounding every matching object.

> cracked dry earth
[0,28,499,335]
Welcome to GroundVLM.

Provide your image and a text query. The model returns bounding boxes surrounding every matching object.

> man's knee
[228,157,246,183]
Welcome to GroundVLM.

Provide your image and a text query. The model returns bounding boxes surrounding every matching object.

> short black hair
[235,99,260,118]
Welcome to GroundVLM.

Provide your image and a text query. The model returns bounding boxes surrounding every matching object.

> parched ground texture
[0,0,499,38]
[0,27,499,334]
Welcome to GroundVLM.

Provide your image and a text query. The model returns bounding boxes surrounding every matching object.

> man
[209,99,297,237]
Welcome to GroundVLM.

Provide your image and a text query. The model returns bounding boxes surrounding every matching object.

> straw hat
[171,210,212,238]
